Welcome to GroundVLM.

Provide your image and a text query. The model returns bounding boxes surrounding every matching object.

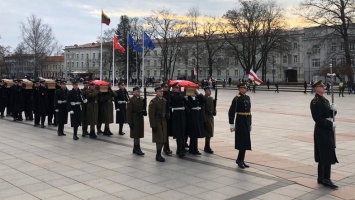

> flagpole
[126,32,129,89]
[142,31,145,88]
[112,35,115,88]
[100,9,103,81]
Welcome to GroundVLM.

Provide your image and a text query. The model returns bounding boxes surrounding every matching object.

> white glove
[181,87,185,92]
[83,99,88,103]
[57,100,62,104]
[192,96,196,100]
[230,124,235,132]
[70,111,74,114]
[195,89,201,95]
[116,108,120,111]
[55,109,59,112]
[330,103,337,111]
[333,121,336,128]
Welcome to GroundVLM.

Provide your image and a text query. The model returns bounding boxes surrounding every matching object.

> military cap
[60,80,67,84]
[154,86,162,92]
[40,80,46,83]
[55,79,61,82]
[133,86,140,91]
[83,81,88,84]
[18,79,23,82]
[237,83,247,88]
[203,86,211,91]
[172,83,179,88]
[71,80,78,84]
[89,82,95,86]
[161,83,168,88]
[118,81,125,86]
[312,80,325,88]
[32,80,39,83]
[13,79,18,82]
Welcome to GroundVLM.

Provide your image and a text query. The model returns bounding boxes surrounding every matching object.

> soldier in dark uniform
[6,82,13,117]
[86,82,100,139]
[0,80,8,118]
[114,81,129,135]
[162,83,173,156]
[202,86,216,153]
[149,86,168,162]
[228,83,252,169]
[126,86,146,156]
[67,81,85,140]
[23,80,34,121]
[310,80,338,189]
[170,83,187,157]
[186,88,206,155]
[81,81,89,137]
[33,80,48,128]
[97,86,117,136]
[54,81,69,136]
[47,83,57,126]
[11,80,25,121]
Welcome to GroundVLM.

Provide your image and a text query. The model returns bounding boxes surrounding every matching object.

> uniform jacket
[54,88,69,124]
[67,88,84,127]
[187,94,205,139]
[11,85,25,112]
[228,93,252,150]
[85,89,99,126]
[170,92,187,138]
[202,95,215,138]
[114,89,129,124]
[0,85,8,109]
[310,94,338,164]
[98,89,117,124]
[127,95,145,139]
[33,86,48,116]
[80,87,89,125]
[148,96,167,143]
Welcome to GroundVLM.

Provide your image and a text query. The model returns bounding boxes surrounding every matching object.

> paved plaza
[1,88,355,200]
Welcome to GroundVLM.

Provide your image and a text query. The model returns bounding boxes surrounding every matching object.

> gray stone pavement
[0,88,355,199]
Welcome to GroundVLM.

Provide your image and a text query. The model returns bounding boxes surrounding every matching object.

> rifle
[166,88,171,119]
[327,64,336,147]
[142,87,147,116]
[213,88,218,116]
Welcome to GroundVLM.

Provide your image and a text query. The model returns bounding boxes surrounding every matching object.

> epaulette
[311,96,318,105]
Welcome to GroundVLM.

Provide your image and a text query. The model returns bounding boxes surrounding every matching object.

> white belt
[57,100,67,104]
[117,101,127,104]
[70,102,81,106]
[172,107,185,112]
[191,107,201,110]
[326,117,333,121]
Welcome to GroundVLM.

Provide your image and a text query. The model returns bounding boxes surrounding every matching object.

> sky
[0,0,304,53]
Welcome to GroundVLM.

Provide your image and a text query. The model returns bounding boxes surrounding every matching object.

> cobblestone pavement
[0,88,354,200]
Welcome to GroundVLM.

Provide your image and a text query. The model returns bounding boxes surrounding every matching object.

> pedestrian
[148,86,168,162]
[86,82,100,139]
[252,80,256,93]
[310,80,338,189]
[67,81,85,140]
[338,80,344,97]
[202,86,215,154]
[162,83,173,156]
[127,86,146,156]
[326,82,330,95]
[275,82,279,93]
[114,81,129,135]
[228,83,252,169]
[347,80,352,95]
[310,81,314,94]
[54,81,69,136]
[97,86,117,136]
[266,79,270,90]
[228,77,232,87]
[80,81,89,137]
[304,81,308,94]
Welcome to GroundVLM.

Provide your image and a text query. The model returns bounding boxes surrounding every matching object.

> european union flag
[144,32,155,50]
[128,34,143,52]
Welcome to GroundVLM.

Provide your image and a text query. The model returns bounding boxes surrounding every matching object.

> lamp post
[307,52,312,82]
[272,55,275,82]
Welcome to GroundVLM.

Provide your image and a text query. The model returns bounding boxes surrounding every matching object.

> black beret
[55,79,61,82]
[312,80,325,88]
[133,86,140,91]
[237,83,247,88]
[154,87,162,91]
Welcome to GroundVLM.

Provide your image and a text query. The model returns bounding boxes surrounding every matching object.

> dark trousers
[0,106,5,116]
[237,150,246,161]
[58,124,64,133]
[163,138,171,151]
[73,126,78,136]
[189,137,198,153]
[34,114,46,125]
[176,136,185,153]
[119,123,124,133]
[25,110,33,120]
[13,111,22,120]
[318,163,331,180]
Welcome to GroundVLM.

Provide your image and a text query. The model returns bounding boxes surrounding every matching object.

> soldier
[310,80,338,189]
[170,83,187,157]
[186,88,206,155]
[149,86,167,162]
[127,86,146,156]
[67,81,85,140]
[86,82,100,139]
[0,80,8,118]
[47,83,57,126]
[11,80,25,121]
[6,81,13,117]
[202,86,216,154]
[23,80,34,121]
[54,81,69,136]
[97,86,117,136]
[33,80,48,128]
[228,83,252,169]
[162,83,173,156]
[80,81,89,137]
[114,81,129,135]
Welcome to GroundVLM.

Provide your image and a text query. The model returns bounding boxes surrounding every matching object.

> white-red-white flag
[248,69,263,85]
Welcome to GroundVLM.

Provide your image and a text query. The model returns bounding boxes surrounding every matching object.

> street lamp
[307,51,312,82]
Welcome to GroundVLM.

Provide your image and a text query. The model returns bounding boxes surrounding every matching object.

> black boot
[119,123,125,135]
[236,160,245,169]
[242,161,250,168]
[156,151,165,162]
[82,129,88,137]
[107,128,113,136]
[73,133,79,140]
[89,130,97,139]
[103,128,110,136]
[204,142,214,154]
[133,144,145,156]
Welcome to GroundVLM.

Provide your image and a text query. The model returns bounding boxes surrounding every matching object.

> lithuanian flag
[101,10,110,26]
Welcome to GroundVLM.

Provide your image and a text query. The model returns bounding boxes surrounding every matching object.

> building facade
[40,56,65,78]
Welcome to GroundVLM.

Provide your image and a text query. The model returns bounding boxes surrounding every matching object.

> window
[331,58,336,67]
[177,70,181,76]
[93,53,95,59]
[77,62,79,68]
[331,42,336,52]
[293,42,298,50]
[351,59,354,67]
[235,70,238,76]
[81,62,83,68]
[147,60,150,66]
[217,70,221,76]
[154,50,157,56]
[293,55,299,63]
[93,62,95,67]
[86,53,89,59]
[76,54,79,59]
[350,43,355,51]
[185,59,188,66]
[339,58,345,64]
[340,43,345,51]
[98,53,101,59]
[283,55,287,63]
[71,62,74,68]
[81,54,84,59]
[154,60,157,66]
[313,45,320,54]
[147,70,150,76]
[312,59,320,68]
[184,70,187,75]
[226,70,229,76]
[192,59,196,65]
[154,70,157,76]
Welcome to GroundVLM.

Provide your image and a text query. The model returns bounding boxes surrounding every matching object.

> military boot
[73,133,79,140]
[133,144,145,156]
[82,128,88,137]
[156,151,165,162]
[89,130,97,139]
[103,128,110,136]
[204,142,214,154]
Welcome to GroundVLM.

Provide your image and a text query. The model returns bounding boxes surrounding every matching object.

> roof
[45,56,64,62]
[64,42,105,49]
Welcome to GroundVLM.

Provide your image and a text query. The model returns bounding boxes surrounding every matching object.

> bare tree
[223,0,286,80]
[0,43,11,77]
[297,0,355,80]
[20,14,61,77]
[97,28,116,81]
[145,9,188,80]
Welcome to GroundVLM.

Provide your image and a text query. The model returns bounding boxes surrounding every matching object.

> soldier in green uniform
[80,81,89,137]
[202,86,216,153]
[86,82,100,139]
[228,83,252,169]
[97,86,117,136]
[310,80,338,189]
[126,86,146,156]
[148,87,167,162]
